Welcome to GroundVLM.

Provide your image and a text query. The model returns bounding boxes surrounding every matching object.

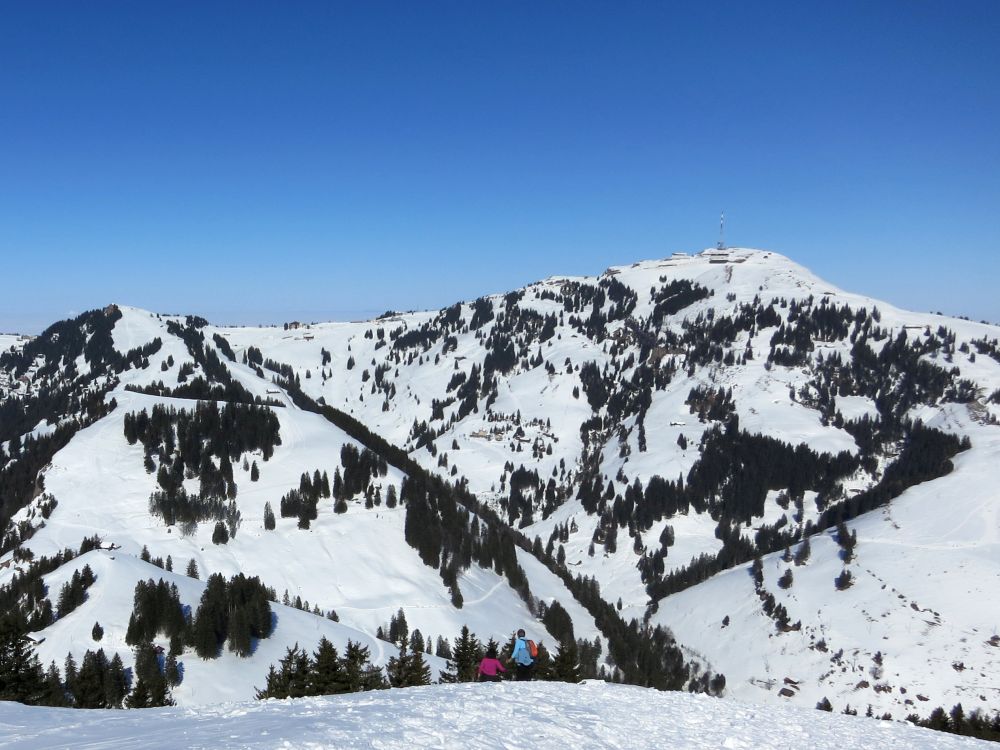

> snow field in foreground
[0,681,992,750]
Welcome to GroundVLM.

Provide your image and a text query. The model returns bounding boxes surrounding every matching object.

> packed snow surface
[0,682,990,750]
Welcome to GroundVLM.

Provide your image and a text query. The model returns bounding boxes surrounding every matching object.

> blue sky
[1,2,998,332]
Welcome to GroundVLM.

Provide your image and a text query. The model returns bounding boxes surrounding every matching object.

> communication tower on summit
[717,212,726,250]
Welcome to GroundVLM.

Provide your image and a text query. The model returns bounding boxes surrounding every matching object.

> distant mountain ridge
[2,248,999,720]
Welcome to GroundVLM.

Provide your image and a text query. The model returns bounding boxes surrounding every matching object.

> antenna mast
[717,211,726,250]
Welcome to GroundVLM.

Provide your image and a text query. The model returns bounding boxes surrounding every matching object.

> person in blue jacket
[510,628,533,681]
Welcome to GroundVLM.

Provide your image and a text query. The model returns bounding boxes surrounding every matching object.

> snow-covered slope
[0,681,993,750]
[31,550,440,705]
[1,387,580,704]
[656,403,1000,716]
[23,389,556,648]
[2,247,1000,722]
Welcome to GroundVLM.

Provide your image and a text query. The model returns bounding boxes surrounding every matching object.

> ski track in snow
[0,682,991,750]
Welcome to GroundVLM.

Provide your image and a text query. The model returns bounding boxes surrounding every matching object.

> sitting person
[477,645,507,682]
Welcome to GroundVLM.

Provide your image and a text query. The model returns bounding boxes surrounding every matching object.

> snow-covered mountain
[2,248,999,723]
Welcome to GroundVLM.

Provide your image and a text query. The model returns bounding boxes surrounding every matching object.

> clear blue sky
[2,1,998,333]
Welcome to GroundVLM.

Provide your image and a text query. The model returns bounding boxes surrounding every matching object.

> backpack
[526,639,538,658]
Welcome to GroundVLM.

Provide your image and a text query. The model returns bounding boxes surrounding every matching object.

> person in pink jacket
[477,644,507,682]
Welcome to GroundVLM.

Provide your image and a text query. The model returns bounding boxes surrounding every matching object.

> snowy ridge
[0,681,992,749]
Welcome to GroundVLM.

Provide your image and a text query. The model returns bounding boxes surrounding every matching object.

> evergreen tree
[435,636,452,660]
[92,621,104,641]
[310,637,347,695]
[793,537,811,565]
[341,640,386,692]
[925,706,949,731]
[74,649,109,708]
[405,647,432,687]
[551,640,582,683]
[211,521,229,544]
[409,629,425,654]
[105,653,127,708]
[192,574,228,658]
[227,606,253,657]
[129,643,173,707]
[751,556,764,590]
[124,679,152,709]
[950,703,965,731]
[41,661,68,707]
[386,640,411,688]
[125,611,143,646]
[56,566,95,618]
[132,642,159,684]
[443,626,481,683]
[263,502,276,530]
[254,644,307,700]
[528,642,553,681]
[286,646,311,698]
[541,600,574,645]
[836,522,857,563]
[297,507,312,529]
[835,569,854,590]
[255,664,286,700]
[63,652,78,702]
[388,608,409,645]
[0,615,46,704]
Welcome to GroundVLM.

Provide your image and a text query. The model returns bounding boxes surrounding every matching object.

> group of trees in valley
[275,444,391,530]
[125,401,282,468]
[124,574,273,661]
[0,612,133,709]
[1,566,279,711]
[255,638,388,698]
[124,401,281,536]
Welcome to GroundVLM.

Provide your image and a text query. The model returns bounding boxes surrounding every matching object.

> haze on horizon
[1,2,998,334]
